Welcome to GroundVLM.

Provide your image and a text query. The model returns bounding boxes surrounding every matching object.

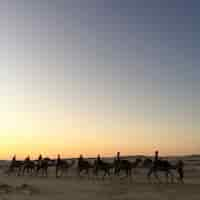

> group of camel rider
[11,151,184,177]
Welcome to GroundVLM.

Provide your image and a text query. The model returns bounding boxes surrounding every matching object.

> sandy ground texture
[0,157,199,200]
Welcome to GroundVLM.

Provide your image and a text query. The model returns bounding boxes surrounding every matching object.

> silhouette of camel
[93,160,115,180]
[8,160,24,176]
[77,159,93,178]
[147,159,184,183]
[56,159,75,178]
[22,160,36,176]
[142,158,152,168]
[35,157,52,177]
[114,158,142,178]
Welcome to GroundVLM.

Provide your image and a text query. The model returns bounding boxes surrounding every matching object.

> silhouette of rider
[25,155,30,163]
[78,154,84,165]
[153,150,159,167]
[154,151,159,162]
[38,154,42,166]
[38,154,42,161]
[96,154,102,165]
[57,154,61,165]
[116,152,121,162]
[12,155,16,162]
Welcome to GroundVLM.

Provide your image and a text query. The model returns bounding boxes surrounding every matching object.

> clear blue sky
[0,1,199,158]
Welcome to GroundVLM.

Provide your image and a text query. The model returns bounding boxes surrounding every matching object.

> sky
[0,1,199,159]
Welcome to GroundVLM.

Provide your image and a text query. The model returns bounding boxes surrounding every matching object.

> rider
[25,155,30,162]
[57,154,61,165]
[154,151,159,161]
[78,154,84,165]
[38,154,42,160]
[153,150,159,168]
[96,154,102,165]
[12,155,16,162]
[116,152,121,162]
[38,154,43,166]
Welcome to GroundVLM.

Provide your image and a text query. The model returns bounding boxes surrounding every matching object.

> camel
[93,160,115,180]
[35,157,53,177]
[77,159,94,178]
[7,160,24,176]
[56,159,75,178]
[147,159,184,183]
[114,158,142,178]
[22,160,36,176]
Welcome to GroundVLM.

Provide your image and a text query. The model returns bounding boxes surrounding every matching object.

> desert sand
[0,156,199,200]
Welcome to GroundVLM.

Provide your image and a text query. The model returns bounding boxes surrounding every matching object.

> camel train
[7,151,184,183]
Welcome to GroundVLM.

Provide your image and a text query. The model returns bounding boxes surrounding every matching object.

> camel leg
[77,168,81,178]
[18,167,22,176]
[35,166,39,176]
[22,167,26,176]
[147,168,153,182]
[87,169,90,180]
[56,166,59,178]
[130,169,133,181]
[165,171,169,183]
[102,171,106,180]
[94,168,98,178]
[153,170,161,183]
[27,167,29,175]
[60,167,64,177]
[178,169,184,184]
[126,169,129,178]
[114,167,120,177]
[45,168,48,177]
[169,170,174,183]
[64,168,68,177]
[108,170,112,181]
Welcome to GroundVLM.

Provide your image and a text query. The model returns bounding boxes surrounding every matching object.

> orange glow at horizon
[0,107,197,160]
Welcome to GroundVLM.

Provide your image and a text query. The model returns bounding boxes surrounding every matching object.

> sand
[0,156,199,200]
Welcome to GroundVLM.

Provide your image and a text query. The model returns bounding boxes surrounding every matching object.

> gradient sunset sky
[0,1,199,159]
